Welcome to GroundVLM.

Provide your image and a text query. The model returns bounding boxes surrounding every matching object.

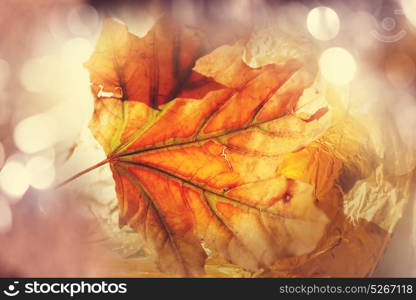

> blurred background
[0,0,415,277]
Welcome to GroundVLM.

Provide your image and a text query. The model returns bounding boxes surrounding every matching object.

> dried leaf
[85,18,223,153]
[85,18,341,277]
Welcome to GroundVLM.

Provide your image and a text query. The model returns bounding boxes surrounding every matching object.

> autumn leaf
[84,17,334,276]
[85,17,223,153]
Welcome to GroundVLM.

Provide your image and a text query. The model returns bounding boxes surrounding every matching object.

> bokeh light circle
[319,47,357,85]
[0,160,30,198]
[307,7,340,41]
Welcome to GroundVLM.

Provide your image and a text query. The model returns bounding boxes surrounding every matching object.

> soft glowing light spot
[401,0,416,28]
[55,38,93,113]
[48,100,92,142]
[0,161,29,198]
[0,198,12,234]
[319,47,357,85]
[20,57,45,93]
[31,33,61,57]
[48,6,70,42]
[26,156,55,190]
[67,4,99,36]
[61,38,93,66]
[385,53,415,90]
[20,56,58,93]
[14,113,58,153]
[307,7,340,41]
[0,59,10,90]
[351,11,377,51]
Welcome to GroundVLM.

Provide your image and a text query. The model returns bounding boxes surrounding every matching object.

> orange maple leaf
[84,17,334,276]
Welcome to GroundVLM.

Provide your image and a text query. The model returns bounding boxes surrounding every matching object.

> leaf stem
[54,158,111,189]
